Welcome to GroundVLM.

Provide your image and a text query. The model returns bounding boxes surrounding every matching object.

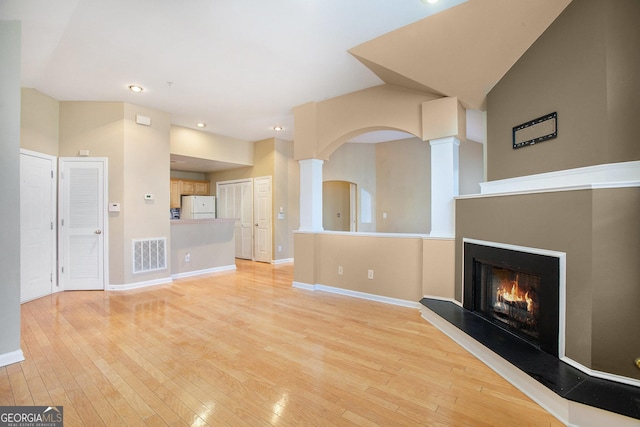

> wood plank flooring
[3,260,563,426]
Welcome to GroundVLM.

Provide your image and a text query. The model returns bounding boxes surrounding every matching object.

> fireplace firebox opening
[463,240,564,358]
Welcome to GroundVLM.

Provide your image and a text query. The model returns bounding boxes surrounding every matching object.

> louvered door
[59,158,107,290]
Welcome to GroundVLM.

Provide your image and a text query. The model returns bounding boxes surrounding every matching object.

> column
[430,137,460,237]
[299,158,324,232]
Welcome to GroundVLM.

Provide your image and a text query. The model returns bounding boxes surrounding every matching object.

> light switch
[109,203,121,212]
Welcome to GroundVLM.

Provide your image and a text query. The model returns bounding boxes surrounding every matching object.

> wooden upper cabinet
[181,180,194,194]
[194,181,209,195]
[170,178,211,207]
[170,179,181,208]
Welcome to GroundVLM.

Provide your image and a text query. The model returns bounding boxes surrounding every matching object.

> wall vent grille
[133,238,167,273]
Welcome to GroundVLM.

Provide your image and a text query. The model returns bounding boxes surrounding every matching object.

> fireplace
[463,239,564,358]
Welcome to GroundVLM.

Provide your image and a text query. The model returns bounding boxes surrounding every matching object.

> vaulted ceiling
[2,0,570,145]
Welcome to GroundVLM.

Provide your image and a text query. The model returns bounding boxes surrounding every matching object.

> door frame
[253,175,272,263]
[20,149,58,301]
[217,178,254,260]
[58,157,109,291]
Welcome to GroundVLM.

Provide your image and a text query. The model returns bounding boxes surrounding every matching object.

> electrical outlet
[368,269,374,279]
[338,266,343,275]
[278,245,282,252]
[185,253,191,262]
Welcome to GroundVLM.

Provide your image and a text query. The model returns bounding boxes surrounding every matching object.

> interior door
[20,150,57,302]
[238,181,253,259]
[253,176,272,263]
[217,180,253,260]
[59,158,108,290]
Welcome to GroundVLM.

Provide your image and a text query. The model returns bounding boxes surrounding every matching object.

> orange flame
[496,279,534,313]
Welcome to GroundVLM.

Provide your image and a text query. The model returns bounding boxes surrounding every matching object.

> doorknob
[95,230,102,234]
[255,223,258,226]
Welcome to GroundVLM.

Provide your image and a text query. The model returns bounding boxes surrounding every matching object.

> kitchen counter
[170,218,237,278]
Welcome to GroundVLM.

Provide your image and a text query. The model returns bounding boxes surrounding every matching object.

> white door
[217,180,253,260]
[238,181,253,259]
[59,158,108,290]
[253,176,272,263]
[20,150,57,302]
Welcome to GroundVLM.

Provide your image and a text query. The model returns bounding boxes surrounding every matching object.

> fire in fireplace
[477,264,541,345]
[463,240,562,357]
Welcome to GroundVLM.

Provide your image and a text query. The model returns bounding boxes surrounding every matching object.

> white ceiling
[1,0,468,144]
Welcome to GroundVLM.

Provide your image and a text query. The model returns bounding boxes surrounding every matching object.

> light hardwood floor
[2,260,563,426]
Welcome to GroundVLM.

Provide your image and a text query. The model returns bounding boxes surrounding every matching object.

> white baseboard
[420,306,639,427]
[292,281,315,291]
[107,276,173,291]
[0,349,25,368]
[560,356,640,389]
[293,281,421,309]
[272,258,294,265]
[171,264,236,280]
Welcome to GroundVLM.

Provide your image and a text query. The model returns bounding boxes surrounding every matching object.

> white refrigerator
[181,195,216,219]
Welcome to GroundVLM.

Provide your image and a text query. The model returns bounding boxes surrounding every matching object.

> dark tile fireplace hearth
[420,298,640,420]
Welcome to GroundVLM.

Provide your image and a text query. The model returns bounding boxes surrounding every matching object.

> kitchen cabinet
[170,179,210,208]
[181,180,194,194]
[194,181,209,195]
[170,179,181,208]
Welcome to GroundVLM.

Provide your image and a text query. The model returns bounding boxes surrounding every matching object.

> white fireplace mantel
[472,160,640,197]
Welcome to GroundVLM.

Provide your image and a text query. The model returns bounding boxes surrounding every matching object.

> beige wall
[286,141,300,255]
[376,138,430,233]
[0,20,23,358]
[122,103,171,284]
[293,232,454,304]
[294,85,440,161]
[323,137,472,234]
[20,88,59,156]
[422,238,455,300]
[486,0,640,181]
[59,101,127,283]
[591,188,640,379]
[206,137,296,261]
[253,138,275,177]
[171,171,205,181]
[323,143,377,232]
[207,167,252,189]
[459,140,483,195]
[274,139,295,260]
[322,181,350,231]
[170,125,253,166]
[59,101,171,285]
[294,233,424,302]
[170,221,235,275]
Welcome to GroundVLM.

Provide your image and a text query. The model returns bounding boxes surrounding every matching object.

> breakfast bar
[170,218,236,278]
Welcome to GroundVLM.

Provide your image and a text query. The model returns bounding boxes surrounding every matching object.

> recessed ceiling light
[128,84,144,93]
[196,122,206,128]
[272,126,284,132]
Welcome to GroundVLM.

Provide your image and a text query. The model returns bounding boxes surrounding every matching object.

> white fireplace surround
[462,238,567,359]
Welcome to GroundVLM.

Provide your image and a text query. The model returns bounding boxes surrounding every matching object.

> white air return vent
[133,238,167,273]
